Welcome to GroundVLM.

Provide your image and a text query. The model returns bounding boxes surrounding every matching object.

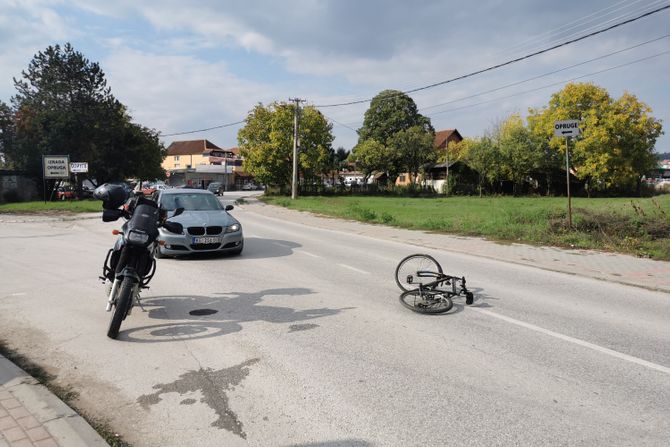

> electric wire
[496,0,641,56]
[509,0,669,58]
[419,34,670,112]
[497,0,665,58]
[425,50,670,119]
[160,120,246,137]
[314,4,670,108]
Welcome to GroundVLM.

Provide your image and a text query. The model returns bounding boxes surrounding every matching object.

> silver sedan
[154,189,243,257]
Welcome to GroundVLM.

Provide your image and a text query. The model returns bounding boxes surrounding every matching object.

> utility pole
[290,98,305,200]
[566,136,572,227]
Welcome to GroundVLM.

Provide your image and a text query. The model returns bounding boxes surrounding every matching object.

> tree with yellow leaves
[528,83,662,196]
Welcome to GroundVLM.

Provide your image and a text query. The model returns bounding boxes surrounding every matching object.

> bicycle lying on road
[394,254,474,314]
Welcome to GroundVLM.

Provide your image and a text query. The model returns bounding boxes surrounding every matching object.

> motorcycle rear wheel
[107,276,134,339]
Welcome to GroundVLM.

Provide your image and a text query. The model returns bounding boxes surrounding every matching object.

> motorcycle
[94,184,184,339]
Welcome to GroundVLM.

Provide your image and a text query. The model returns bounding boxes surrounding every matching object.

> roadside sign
[70,162,89,173]
[43,155,70,179]
[554,120,581,138]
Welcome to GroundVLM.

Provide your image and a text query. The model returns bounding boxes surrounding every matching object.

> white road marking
[272,241,292,248]
[336,263,370,275]
[9,292,26,296]
[474,308,670,376]
[298,251,321,258]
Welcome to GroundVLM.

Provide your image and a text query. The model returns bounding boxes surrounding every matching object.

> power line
[496,0,640,56]
[159,120,246,137]
[314,4,670,108]
[320,112,359,133]
[424,50,670,119]
[497,0,664,58]
[510,0,669,58]
[420,34,670,112]
[331,34,670,128]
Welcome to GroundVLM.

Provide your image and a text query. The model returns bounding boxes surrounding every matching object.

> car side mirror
[173,207,185,217]
[225,205,234,211]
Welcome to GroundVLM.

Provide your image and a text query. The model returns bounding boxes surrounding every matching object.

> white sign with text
[43,155,70,179]
[554,120,581,138]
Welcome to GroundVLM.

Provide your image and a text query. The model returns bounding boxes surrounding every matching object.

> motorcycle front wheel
[107,276,134,339]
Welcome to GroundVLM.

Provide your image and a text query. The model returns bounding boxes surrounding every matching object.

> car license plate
[192,236,220,244]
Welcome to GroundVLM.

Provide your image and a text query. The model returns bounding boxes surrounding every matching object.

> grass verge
[0,200,101,214]
[262,195,670,260]
[0,340,131,447]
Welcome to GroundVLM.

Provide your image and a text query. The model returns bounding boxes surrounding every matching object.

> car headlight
[225,223,241,233]
[127,229,150,244]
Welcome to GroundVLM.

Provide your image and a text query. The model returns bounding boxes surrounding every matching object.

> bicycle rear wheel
[395,254,443,292]
[399,289,453,314]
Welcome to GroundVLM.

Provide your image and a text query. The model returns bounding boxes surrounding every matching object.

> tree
[350,139,392,181]
[497,114,544,195]
[3,43,165,185]
[237,102,333,190]
[389,125,437,185]
[462,137,501,197]
[528,82,663,195]
[0,101,15,168]
[358,90,433,146]
[356,90,434,183]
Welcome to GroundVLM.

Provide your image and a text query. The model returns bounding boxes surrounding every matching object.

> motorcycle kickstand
[134,295,147,312]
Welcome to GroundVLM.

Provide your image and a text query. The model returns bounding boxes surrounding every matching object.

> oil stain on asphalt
[137,358,260,438]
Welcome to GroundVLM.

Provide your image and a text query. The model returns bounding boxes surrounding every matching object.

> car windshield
[160,193,223,211]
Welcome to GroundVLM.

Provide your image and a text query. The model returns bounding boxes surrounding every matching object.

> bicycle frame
[409,271,472,304]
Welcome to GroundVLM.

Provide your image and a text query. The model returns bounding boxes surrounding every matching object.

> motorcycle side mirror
[173,207,185,217]
[102,209,124,222]
[225,205,234,211]
[162,221,183,234]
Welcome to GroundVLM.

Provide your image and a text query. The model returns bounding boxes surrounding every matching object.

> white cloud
[102,47,274,144]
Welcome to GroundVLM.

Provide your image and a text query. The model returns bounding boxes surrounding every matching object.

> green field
[263,195,670,260]
[0,200,101,213]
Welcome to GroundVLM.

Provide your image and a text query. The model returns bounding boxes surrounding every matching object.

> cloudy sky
[1,0,668,152]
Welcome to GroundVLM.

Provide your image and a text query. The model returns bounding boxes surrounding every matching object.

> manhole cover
[189,308,218,316]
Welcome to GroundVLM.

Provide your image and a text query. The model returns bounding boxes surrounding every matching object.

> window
[399,175,406,182]
[174,155,180,161]
[174,163,180,168]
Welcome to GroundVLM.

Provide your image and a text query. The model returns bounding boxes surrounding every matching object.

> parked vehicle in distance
[153,189,243,258]
[55,186,76,200]
[207,182,224,196]
[241,182,258,190]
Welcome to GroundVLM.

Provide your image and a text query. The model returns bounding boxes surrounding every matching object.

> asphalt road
[0,197,669,446]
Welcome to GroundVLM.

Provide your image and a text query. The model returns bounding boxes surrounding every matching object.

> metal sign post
[554,120,581,228]
[565,137,572,227]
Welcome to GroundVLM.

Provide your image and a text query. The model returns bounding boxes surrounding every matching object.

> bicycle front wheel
[399,289,453,314]
[395,254,443,292]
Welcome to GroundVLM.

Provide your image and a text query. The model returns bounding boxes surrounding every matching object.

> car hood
[165,210,239,228]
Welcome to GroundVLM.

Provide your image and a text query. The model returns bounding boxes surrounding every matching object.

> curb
[0,354,109,447]
[0,213,100,224]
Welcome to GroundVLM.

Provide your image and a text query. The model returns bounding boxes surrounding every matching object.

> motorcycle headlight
[127,229,150,244]
[225,223,241,233]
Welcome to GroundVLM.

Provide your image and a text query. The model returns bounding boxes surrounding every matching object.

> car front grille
[206,226,222,235]
[187,227,205,235]
[187,226,223,235]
